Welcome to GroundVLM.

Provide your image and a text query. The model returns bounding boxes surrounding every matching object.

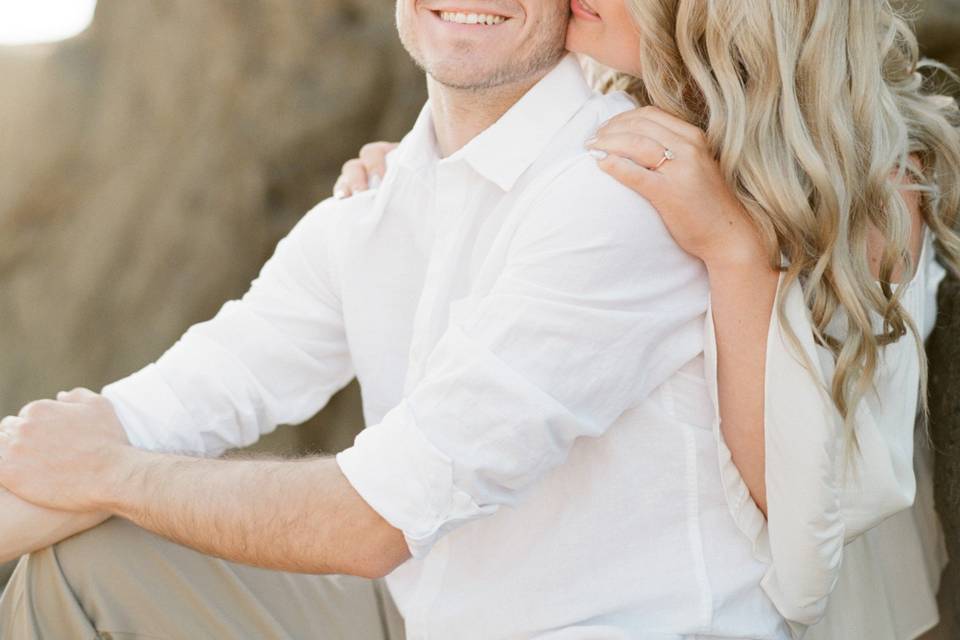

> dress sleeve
[100,200,356,457]
[704,239,934,634]
[337,158,709,559]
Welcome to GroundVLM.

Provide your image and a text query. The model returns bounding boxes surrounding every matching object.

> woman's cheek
[565,16,643,78]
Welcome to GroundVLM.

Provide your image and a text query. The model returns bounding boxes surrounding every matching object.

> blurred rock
[914,1,960,637]
[913,0,960,71]
[0,0,424,452]
[928,278,960,638]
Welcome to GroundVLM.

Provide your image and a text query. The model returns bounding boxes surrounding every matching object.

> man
[0,0,720,637]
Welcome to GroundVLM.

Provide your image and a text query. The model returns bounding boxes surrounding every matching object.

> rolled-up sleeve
[101,200,356,457]
[337,159,708,558]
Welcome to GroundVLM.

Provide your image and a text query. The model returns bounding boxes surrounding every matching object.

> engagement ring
[653,147,675,170]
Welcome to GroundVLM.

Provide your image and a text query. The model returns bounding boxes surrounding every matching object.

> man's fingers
[0,423,11,461]
[0,415,23,434]
[17,400,58,419]
[56,387,97,403]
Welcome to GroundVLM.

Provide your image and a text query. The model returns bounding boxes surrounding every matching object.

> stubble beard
[399,9,569,92]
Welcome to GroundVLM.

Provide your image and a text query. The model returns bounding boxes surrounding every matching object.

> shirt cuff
[335,399,491,559]
[101,364,208,456]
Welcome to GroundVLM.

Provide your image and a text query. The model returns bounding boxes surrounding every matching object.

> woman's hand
[587,106,765,270]
[333,142,399,199]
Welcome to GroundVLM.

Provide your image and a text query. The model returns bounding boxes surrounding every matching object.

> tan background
[0,0,425,455]
[1,0,959,634]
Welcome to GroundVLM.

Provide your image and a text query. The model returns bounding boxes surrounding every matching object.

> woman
[334,1,960,637]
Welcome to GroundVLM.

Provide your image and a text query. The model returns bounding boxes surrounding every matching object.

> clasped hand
[0,388,132,512]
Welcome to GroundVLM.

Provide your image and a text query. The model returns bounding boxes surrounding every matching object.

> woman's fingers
[334,159,370,198]
[601,105,706,146]
[595,117,686,154]
[587,132,674,170]
[358,142,398,183]
[334,142,399,198]
[595,154,663,196]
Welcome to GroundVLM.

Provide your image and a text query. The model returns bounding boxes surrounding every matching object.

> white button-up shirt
[102,55,789,639]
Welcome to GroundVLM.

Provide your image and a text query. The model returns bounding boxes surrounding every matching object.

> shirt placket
[403,161,472,396]
[399,161,475,640]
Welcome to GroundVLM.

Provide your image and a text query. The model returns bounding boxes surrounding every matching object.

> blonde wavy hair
[597,0,960,453]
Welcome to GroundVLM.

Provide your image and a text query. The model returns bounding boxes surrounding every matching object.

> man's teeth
[439,11,506,25]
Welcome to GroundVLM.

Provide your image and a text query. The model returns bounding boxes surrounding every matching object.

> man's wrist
[95,445,150,514]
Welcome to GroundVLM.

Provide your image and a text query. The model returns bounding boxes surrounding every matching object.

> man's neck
[427,67,556,158]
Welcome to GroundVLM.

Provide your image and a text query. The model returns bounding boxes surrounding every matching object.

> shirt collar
[395,54,595,191]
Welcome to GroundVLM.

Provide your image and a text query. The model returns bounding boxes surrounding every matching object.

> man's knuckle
[19,401,45,418]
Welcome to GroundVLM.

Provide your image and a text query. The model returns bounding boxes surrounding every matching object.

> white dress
[703,228,949,639]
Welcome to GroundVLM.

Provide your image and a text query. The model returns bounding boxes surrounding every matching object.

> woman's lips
[571,0,601,21]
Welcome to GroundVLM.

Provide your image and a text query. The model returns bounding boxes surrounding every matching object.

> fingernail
[369,175,382,189]
[584,136,598,147]
[334,189,348,199]
[588,149,608,160]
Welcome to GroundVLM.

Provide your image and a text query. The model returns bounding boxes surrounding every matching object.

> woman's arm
[702,253,778,514]
[585,107,926,517]
[0,487,109,562]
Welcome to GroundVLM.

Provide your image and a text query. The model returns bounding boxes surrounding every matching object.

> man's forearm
[0,487,109,563]
[101,450,409,579]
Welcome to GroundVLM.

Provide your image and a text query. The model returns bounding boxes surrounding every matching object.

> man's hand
[0,388,131,512]
[0,388,409,577]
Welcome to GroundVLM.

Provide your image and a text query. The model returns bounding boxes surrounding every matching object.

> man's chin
[429,72,503,92]
[425,52,565,93]
[425,61,514,92]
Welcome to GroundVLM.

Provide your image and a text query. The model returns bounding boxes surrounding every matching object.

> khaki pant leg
[0,517,406,640]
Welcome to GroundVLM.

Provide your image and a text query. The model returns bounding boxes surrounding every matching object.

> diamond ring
[653,147,675,170]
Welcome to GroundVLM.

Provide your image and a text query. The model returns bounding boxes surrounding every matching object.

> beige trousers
[0,517,406,639]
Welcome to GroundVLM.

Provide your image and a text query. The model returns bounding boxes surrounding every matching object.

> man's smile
[436,10,508,25]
